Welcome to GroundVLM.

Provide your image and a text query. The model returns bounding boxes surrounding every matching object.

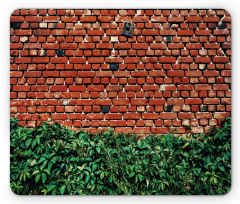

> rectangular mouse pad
[10,9,231,195]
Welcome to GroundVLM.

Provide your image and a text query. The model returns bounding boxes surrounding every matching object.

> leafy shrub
[10,117,231,195]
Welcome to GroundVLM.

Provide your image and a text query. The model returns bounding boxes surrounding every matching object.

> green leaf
[25,139,32,148]
[92,164,98,172]
[43,168,51,175]
[42,173,47,183]
[35,174,41,183]
[96,146,101,153]
[60,185,66,195]
[32,170,40,176]
[129,172,135,178]
[47,185,56,193]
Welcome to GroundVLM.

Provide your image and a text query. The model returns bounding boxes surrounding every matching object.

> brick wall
[10,9,231,135]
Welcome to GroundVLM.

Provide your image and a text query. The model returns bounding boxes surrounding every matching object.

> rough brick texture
[10,9,231,135]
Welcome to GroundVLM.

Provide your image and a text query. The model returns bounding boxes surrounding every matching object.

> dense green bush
[10,117,231,195]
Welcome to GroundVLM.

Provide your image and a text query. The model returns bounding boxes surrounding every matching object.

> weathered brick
[124,113,141,120]
[10,9,231,134]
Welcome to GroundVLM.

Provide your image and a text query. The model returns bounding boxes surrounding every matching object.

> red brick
[88,85,104,91]
[142,85,159,91]
[149,99,166,105]
[124,57,141,63]
[196,30,212,36]
[78,71,95,78]
[132,71,148,77]
[15,30,32,35]
[105,57,123,63]
[60,71,77,77]
[185,99,202,105]
[160,113,177,119]
[80,16,97,22]
[142,113,159,119]
[76,99,93,105]
[133,16,149,22]
[69,85,86,92]
[185,71,202,77]
[115,128,132,134]
[194,57,211,63]
[113,71,130,78]
[43,16,60,22]
[159,57,176,63]
[105,113,122,120]
[195,84,212,91]
[33,29,50,36]
[50,57,68,64]
[213,112,231,119]
[15,58,32,63]
[61,16,78,22]
[50,85,67,92]
[88,57,104,63]
[106,85,123,91]
[186,16,202,22]
[78,43,96,49]
[151,127,168,134]
[133,127,150,134]
[212,57,230,63]
[96,43,113,49]
[13,85,30,92]
[131,99,148,105]
[203,98,220,104]
[213,85,229,90]
[178,113,194,119]
[124,113,141,120]
[178,57,194,63]
[167,71,184,77]
[68,114,86,120]
[186,43,202,49]
[52,114,67,120]
[203,17,219,22]
[177,85,193,91]
[125,85,141,91]
[96,71,112,77]
[151,16,167,22]
[94,99,111,106]
[42,71,59,77]
[196,113,212,119]
[87,113,104,120]
[10,16,24,22]
[177,30,194,35]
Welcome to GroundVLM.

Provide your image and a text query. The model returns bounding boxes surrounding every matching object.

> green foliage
[10,117,231,195]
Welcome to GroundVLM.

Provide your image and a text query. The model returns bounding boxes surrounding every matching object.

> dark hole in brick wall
[121,22,134,38]
[218,15,224,19]
[101,106,110,113]
[110,64,119,71]
[56,50,65,57]
[166,36,172,42]
[217,22,227,29]
[166,105,173,112]
[10,22,21,29]
[200,105,208,112]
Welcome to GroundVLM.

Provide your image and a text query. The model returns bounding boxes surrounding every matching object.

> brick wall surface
[10,9,231,135]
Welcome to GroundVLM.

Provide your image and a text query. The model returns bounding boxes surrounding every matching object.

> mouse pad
[10,9,231,195]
